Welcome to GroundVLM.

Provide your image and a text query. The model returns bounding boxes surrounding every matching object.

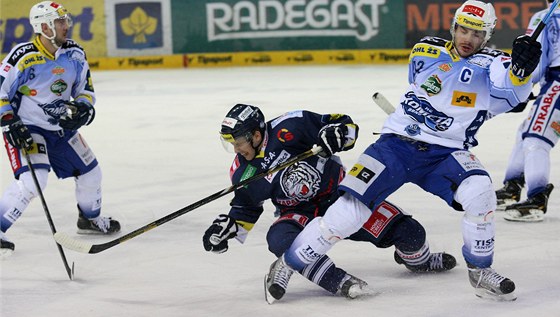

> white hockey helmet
[29,1,72,39]
[451,1,497,46]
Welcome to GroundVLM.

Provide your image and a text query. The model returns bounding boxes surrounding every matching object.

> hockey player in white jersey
[265,0,542,302]
[496,0,559,222]
[0,1,120,255]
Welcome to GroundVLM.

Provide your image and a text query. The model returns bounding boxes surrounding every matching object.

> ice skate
[467,264,516,301]
[338,274,374,299]
[77,207,121,234]
[0,231,15,257]
[496,177,524,210]
[264,255,294,304]
[394,251,457,273]
[504,184,553,222]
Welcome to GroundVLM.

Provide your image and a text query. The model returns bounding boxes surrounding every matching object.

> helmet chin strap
[41,26,60,49]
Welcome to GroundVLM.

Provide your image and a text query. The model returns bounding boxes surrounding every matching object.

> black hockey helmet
[220,104,265,145]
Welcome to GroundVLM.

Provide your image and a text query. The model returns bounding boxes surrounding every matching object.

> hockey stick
[372,92,396,115]
[54,146,324,254]
[23,151,75,280]
[530,0,560,40]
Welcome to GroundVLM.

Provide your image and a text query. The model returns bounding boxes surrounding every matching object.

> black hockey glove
[318,123,348,157]
[0,112,33,150]
[511,35,542,78]
[59,101,95,130]
[202,214,238,254]
[507,92,536,113]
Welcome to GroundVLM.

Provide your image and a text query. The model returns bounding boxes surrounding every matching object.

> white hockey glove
[202,214,238,254]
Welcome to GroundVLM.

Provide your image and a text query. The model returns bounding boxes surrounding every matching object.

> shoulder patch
[62,39,84,51]
[410,43,441,59]
[478,47,508,58]
[419,36,448,47]
[6,42,37,67]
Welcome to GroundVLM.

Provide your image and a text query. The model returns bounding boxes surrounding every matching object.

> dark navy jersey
[227,110,355,229]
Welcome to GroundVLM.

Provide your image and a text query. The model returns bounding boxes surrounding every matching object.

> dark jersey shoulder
[6,42,37,67]
[419,36,448,47]
[478,47,509,57]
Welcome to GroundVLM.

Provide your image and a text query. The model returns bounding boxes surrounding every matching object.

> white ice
[1,65,559,317]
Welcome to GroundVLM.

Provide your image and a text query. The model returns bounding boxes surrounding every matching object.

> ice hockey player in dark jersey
[202,104,456,303]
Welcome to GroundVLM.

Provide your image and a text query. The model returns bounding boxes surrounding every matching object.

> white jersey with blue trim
[526,5,560,84]
[381,36,533,149]
[0,37,95,131]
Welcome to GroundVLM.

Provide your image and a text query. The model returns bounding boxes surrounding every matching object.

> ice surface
[1,65,559,317]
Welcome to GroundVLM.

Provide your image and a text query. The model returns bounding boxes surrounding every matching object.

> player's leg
[504,137,554,221]
[455,175,516,301]
[265,217,368,302]
[349,201,456,273]
[49,131,120,234]
[0,132,50,254]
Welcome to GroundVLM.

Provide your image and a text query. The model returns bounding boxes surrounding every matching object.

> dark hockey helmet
[220,103,265,147]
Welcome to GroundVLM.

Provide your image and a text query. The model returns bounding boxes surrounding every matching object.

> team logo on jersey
[452,91,477,108]
[51,66,65,75]
[50,79,67,96]
[438,63,452,72]
[401,91,454,131]
[3,65,11,72]
[280,161,321,202]
[421,75,442,96]
[405,124,421,136]
[38,99,70,125]
[277,129,294,142]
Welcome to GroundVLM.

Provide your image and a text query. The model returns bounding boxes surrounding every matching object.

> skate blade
[264,274,276,305]
[503,210,544,222]
[474,288,517,301]
[345,286,379,299]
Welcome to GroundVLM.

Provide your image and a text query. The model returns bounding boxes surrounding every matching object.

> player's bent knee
[18,168,48,197]
[455,175,496,218]
[322,192,372,238]
[523,137,552,154]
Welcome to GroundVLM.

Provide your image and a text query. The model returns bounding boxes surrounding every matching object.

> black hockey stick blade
[54,146,324,254]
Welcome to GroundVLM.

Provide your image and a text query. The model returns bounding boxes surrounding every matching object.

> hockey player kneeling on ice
[202,104,456,304]
[270,0,544,302]
[0,1,120,256]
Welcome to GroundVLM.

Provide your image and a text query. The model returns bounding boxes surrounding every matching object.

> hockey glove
[511,35,542,78]
[318,123,349,157]
[202,214,238,254]
[0,112,33,150]
[507,92,536,113]
[59,101,95,130]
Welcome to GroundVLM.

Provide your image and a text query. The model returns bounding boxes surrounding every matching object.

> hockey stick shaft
[55,146,324,254]
[372,92,396,115]
[23,151,74,280]
[530,0,560,40]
